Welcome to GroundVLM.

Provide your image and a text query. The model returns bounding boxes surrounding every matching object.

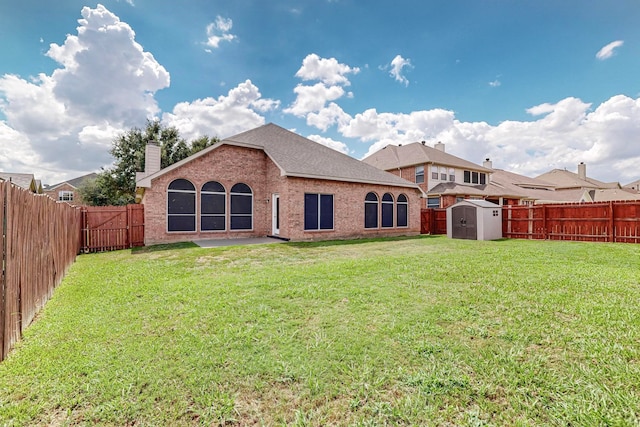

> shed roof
[138,123,422,191]
[449,199,501,209]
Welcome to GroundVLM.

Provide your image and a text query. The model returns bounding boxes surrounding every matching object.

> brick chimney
[434,141,445,152]
[578,162,586,180]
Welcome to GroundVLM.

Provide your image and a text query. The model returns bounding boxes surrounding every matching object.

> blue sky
[1,0,639,185]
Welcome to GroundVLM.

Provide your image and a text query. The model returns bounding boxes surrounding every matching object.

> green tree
[79,120,217,206]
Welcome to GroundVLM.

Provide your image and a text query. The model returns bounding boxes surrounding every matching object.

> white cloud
[294,53,360,85]
[0,4,170,183]
[307,134,349,154]
[596,40,624,60]
[386,55,412,86]
[205,16,237,49]
[162,80,279,140]
[285,55,358,128]
[306,102,351,131]
[489,79,501,87]
[284,83,345,117]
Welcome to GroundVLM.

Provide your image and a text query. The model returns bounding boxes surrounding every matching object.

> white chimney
[434,141,445,152]
[145,141,161,176]
[483,158,493,169]
[578,162,586,180]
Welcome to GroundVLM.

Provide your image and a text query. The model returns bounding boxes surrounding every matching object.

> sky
[1,1,639,186]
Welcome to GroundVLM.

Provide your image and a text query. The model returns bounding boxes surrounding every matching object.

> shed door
[451,206,477,240]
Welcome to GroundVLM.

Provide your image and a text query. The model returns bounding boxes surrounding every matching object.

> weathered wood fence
[80,205,144,253]
[0,182,82,361]
[421,201,640,243]
[503,201,640,242]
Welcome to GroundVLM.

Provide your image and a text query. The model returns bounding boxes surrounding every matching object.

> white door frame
[272,193,280,235]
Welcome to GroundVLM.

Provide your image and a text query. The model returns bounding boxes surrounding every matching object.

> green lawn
[1,236,639,426]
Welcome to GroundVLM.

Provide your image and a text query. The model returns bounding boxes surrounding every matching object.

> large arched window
[397,194,408,228]
[201,181,226,231]
[230,183,253,230]
[364,192,378,229]
[167,179,196,232]
[381,193,394,228]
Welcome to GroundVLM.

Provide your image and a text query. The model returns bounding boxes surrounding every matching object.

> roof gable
[137,123,422,191]
[362,142,491,172]
[46,172,99,190]
[0,172,36,191]
[535,169,620,190]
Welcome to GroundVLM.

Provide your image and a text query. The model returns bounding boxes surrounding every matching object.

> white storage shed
[447,199,503,241]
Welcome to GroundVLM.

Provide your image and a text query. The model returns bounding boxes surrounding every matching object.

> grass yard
[0,236,639,426]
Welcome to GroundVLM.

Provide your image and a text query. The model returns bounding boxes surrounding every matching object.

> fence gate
[81,204,144,252]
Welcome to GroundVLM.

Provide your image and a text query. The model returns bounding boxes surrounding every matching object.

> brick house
[362,142,492,208]
[43,173,98,204]
[135,123,424,245]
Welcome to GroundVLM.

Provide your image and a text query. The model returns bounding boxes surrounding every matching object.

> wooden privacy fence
[1,182,82,362]
[81,204,144,253]
[422,201,640,243]
[503,201,640,242]
[420,208,447,235]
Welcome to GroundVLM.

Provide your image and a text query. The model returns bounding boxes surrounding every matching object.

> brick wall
[43,183,85,205]
[284,177,421,241]
[141,144,422,245]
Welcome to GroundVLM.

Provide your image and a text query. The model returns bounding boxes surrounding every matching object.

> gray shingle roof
[226,124,419,187]
[0,172,36,191]
[362,142,492,172]
[46,172,98,190]
[535,169,620,190]
[138,123,422,190]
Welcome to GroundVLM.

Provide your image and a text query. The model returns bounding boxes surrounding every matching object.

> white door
[272,194,280,235]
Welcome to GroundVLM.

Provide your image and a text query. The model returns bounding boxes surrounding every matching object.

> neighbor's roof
[362,142,491,172]
[45,172,98,190]
[623,178,640,191]
[138,123,422,191]
[535,169,620,190]
[0,172,36,191]
[490,169,555,190]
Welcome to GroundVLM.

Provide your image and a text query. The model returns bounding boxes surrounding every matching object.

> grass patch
[1,236,639,425]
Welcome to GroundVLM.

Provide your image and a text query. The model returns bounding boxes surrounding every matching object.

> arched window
[230,183,252,230]
[365,192,378,229]
[167,179,196,232]
[381,193,394,228]
[397,194,408,228]
[201,181,226,231]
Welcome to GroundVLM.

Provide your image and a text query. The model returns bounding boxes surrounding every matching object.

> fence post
[542,204,547,240]
[0,183,6,361]
[609,201,615,243]
[127,204,132,249]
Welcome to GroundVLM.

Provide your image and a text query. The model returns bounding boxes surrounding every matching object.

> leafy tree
[79,120,217,206]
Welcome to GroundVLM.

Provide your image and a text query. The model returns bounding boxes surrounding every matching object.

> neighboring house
[135,123,424,245]
[0,172,42,193]
[535,163,640,203]
[428,165,559,207]
[535,162,621,190]
[362,141,492,208]
[623,179,640,193]
[43,172,98,205]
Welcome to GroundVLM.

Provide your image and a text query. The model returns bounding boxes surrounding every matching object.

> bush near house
[0,236,638,426]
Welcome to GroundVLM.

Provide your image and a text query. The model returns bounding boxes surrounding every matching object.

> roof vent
[421,141,426,145]
[398,144,402,146]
